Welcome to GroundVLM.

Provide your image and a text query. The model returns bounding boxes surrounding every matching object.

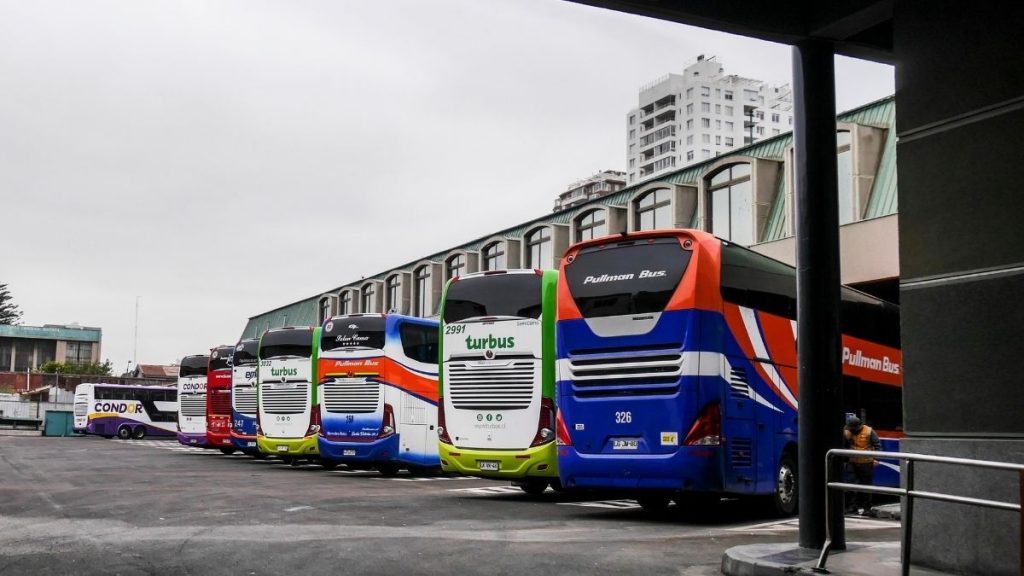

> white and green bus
[256,326,321,462]
[438,269,559,494]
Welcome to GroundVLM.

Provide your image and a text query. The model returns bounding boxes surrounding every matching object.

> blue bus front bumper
[558,446,723,491]
[318,434,400,464]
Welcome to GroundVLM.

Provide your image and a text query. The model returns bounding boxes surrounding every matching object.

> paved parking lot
[0,436,899,575]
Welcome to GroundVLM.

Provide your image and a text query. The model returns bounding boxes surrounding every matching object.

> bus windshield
[233,339,259,367]
[564,237,690,318]
[179,355,209,378]
[321,317,385,351]
[443,274,542,322]
[209,346,234,371]
[260,328,313,359]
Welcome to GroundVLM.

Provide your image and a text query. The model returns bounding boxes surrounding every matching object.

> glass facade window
[446,254,466,280]
[0,338,11,371]
[36,340,55,368]
[708,163,754,246]
[339,291,351,315]
[360,284,375,313]
[525,227,552,269]
[635,189,673,231]
[64,341,93,364]
[575,209,608,242]
[385,275,400,313]
[837,130,855,225]
[414,266,430,316]
[482,242,506,271]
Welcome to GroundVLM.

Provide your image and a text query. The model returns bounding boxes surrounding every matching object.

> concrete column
[792,39,844,550]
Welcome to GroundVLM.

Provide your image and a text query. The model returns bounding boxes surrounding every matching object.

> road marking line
[559,500,640,509]
[448,486,521,495]
[284,506,314,512]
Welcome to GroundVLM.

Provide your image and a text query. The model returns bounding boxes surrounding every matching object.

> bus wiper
[458,315,527,323]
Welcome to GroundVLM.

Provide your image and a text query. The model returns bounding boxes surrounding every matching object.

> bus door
[721,355,757,494]
[399,394,429,461]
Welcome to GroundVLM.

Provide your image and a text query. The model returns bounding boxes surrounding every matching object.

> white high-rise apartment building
[625,55,793,184]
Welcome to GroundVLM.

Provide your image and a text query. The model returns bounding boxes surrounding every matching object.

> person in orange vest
[844,415,881,515]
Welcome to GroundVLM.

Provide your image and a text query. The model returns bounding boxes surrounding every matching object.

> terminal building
[0,323,103,372]
[242,95,897,337]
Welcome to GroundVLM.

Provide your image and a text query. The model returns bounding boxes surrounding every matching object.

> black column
[792,40,844,550]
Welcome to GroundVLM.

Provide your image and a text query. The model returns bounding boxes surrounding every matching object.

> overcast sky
[0,0,893,372]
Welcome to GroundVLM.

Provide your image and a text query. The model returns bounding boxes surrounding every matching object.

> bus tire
[519,480,548,496]
[773,453,799,517]
[377,463,401,477]
[251,452,268,460]
[219,448,236,455]
[637,493,672,513]
[132,426,147,440]
[117,425,132,440]
[550,479,567,492]
[320,459,340,470]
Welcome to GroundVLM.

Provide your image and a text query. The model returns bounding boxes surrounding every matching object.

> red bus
[206,345,236,454]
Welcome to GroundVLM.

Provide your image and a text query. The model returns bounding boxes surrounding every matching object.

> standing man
[844,415,881,515]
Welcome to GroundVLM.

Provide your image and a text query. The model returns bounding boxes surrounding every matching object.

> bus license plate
[343,449,356,456]
[613,439,639,450]
[246,442,256,448]
[277,445,289,452]
[478,460,500,471]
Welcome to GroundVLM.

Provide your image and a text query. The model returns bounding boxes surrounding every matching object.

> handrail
[815,448,1024,576]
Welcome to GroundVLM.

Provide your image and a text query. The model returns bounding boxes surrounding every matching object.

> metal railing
[816,449,1024,575]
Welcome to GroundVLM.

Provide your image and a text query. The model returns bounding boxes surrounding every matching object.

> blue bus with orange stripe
[554,229,901,514]
[316,314,440,476]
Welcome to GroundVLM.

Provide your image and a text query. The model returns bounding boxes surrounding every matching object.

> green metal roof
[243,96,898,338]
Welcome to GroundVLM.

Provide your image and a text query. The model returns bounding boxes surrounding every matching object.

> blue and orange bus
[230,337,261,456]
[317,314,439,476]
[555,229,902,514]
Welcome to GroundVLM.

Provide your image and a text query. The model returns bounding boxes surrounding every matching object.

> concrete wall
[894,2,1024,573]
[751,214,899,286]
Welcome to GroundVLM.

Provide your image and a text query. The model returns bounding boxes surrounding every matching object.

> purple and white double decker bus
[73,383,178,439]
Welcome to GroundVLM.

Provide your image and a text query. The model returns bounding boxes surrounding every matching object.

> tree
[0,283,22,325]
[38,360,113,376]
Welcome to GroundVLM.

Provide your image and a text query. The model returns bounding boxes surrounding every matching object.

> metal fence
[816,448,1024,576]
[0,399,73,422]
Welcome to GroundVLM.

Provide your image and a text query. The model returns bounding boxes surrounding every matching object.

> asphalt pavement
[0,436,900,575]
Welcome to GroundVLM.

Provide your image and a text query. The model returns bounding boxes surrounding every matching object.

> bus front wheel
[117,425,132,440]
[377,463,401,477]
[773,453,799,516]
[519,480,548,496]
[132,426,146,440]
[637,493,672,513]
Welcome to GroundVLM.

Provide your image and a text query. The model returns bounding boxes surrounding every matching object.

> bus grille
[233,386,258,415]
[261,384,309,414]
[209,390,232,415]
[730,437,753,468]
[567,351,683,397]
[322,378,379,414]
[445,358,537,410]
[179,394,206,417]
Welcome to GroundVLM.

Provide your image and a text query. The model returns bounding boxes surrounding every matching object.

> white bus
[177,354,210,447]
[73,383,178,439]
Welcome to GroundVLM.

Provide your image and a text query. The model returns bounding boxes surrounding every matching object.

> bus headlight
[382,425,394,436]
[436,426,444,437]
[539,428,553,440]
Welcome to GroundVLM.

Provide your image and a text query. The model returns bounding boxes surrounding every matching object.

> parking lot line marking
[284,506,314,512]
[558,500,640,509]
[726,516,899,532]
[448,486,523,495]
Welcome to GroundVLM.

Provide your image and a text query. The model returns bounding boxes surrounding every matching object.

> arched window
[524,227,552,268]
[360,284,375,313]
[318,297,332,324]
[837,130,854,225]
[635,189,672,230]
[575,209,608,242]
[339,290,351,316]
[446,254,466,280]
[708,163,753,245]
[482,242,506,271]
[385,275,400,313]
[414,265,430,316]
